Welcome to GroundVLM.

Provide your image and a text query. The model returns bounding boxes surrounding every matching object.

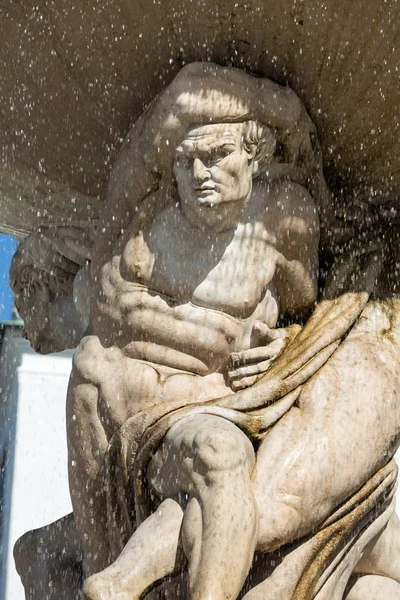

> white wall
[1,327,73,600]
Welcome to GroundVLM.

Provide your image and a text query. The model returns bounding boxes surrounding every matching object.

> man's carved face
[174,123,256,230]
[14,274,64,354]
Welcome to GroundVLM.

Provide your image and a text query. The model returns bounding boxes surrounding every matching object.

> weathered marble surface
[12,64,400,599]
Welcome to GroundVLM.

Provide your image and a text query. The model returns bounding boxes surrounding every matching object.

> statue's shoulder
[269,179,316,211]
[252,178,317,223]
[250,179,319,254]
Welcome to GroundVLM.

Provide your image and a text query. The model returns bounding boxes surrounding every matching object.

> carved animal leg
[251,331,400,553]
[82,498,184,600]
[345,575,400,599]
[354,511,400,582]
[148,414,258,600]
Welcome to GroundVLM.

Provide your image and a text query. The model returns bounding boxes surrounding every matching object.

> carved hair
[10,234,78,308]
[11,265,74,299]
[242,120,276,175]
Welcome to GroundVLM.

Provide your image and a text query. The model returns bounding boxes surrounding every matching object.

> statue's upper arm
[272,182,320,313]
[274,182,320,263]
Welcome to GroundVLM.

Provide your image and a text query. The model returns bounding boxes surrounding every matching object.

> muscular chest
[120,206,278,317]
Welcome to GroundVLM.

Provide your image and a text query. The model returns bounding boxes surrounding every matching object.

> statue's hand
[227,323,301,391]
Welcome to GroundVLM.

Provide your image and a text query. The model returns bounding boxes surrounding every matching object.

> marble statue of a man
[12,63,400,600]
[71,118,319,599]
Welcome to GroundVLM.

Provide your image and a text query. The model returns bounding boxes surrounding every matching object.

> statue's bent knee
[191,419,255,474]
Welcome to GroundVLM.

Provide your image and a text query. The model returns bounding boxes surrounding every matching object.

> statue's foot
[82,570,137,600]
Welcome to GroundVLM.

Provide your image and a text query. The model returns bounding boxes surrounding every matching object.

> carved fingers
[227,324,302,391]
[252,321,302,345]
[252,321,285,344]
[228,338,286,391]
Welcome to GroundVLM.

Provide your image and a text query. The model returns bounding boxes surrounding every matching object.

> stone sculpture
[10,226,92,353]
[12,63,400,599]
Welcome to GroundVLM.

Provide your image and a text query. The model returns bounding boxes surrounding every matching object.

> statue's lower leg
[150,414,258,600]
[182,478,258,600]
[354,512,400,583]
[82,499,184,600]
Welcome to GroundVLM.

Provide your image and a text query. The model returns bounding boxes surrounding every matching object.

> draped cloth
[94,291,399,598]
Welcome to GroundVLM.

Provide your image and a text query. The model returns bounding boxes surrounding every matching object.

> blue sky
[0,234,18,321]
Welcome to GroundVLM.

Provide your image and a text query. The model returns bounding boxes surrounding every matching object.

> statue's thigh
[252,333,400,552]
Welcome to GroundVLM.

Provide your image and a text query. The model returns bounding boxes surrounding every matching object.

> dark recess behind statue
[0,0,399,238]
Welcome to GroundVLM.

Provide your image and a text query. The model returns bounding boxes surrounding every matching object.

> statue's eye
[202,151,223,167]
[206,147,232,163]
[176,155,192,168]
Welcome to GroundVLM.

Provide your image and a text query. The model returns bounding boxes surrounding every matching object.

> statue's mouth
[195,186,216,193]
[194,185,219,203]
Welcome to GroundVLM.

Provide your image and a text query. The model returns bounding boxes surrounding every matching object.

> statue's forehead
[179,123,243,147]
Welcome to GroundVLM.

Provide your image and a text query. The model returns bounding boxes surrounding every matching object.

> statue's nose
[193,157,210,181]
